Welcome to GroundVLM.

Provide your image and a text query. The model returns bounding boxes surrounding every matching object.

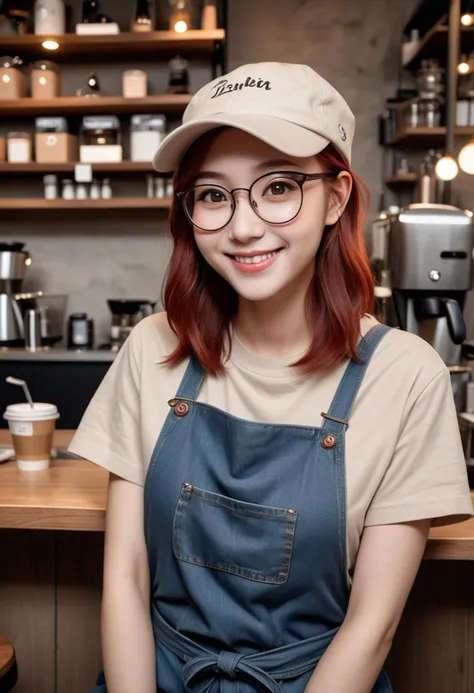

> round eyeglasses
[176,170,338,232]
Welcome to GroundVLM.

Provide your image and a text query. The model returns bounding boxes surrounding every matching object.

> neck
[233,266,314,360]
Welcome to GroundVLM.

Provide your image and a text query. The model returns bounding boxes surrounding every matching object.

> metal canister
[24,307,42,351]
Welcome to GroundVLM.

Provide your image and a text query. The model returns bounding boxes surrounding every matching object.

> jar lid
[32,60,60,72]
[0,55,23,69]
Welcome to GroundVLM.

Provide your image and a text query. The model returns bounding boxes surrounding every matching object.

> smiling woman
[165,127,371,373]
[68,61,473,693]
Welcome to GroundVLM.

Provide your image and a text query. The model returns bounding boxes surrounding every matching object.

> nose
[227,190,265,243]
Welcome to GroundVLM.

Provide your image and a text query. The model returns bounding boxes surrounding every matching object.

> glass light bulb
[435,155,459,181]
[174,19,188,32]
[461,12,474,26]
[42,40,59,51]
[459,141,474,174]
[458,60,471,74]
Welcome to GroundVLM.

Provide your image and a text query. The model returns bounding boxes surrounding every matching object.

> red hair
[162,129,375,374]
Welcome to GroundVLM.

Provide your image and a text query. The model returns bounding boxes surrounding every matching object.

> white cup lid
[4,402,59,422]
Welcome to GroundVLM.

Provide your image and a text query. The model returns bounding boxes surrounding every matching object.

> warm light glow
[435,155,459,181]
[461,12,474,26]
[174,19,188,32]
[459,140,474,174]
[1,74,10,83]
[39,76,47,85]
[42,39,59,51]
[458,59,471,74]
[24,257,32,267]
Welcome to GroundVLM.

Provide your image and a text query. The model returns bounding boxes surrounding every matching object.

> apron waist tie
[154,610,339,693]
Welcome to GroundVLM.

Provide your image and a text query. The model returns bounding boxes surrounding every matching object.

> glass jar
[0,56,27,99]
[419,98,442,128]
[169,0,191,33]
[31,60,60,98]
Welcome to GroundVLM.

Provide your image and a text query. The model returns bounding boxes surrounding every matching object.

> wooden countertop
[1,430,474,559]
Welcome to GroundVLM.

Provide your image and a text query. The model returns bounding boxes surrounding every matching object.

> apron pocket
[173,482,297,584]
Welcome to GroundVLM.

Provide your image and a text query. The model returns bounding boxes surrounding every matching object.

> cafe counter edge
[0,429,473,560]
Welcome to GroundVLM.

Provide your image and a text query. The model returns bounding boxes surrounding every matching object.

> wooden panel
[0,30,226,61]
[0,95,191,118]
[0,529,55,693]
[0,199,172,212]
[0,162,154,176]
[386,561,474,693]
[57,532,104,693]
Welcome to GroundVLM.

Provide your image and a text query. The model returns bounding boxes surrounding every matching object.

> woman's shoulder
[361,315,448,398]
[128,311,179,362]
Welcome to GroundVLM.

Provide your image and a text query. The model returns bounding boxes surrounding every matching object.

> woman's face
[190,129,351,304]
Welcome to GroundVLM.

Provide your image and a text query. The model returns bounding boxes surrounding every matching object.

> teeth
[233,251,278,264]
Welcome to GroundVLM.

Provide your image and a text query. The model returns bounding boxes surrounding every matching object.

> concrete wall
[5,0,462,343]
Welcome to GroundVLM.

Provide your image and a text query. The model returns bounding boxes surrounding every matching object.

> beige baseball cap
[153,61,355,173]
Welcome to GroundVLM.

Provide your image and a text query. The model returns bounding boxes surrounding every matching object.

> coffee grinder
[389,203,474,366]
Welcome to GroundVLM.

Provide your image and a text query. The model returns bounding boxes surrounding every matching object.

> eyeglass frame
[176,170,339,232]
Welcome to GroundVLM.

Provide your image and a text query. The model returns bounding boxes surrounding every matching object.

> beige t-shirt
[69,312,473,571]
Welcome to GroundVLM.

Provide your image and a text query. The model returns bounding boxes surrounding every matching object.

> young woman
[69,62,473,693]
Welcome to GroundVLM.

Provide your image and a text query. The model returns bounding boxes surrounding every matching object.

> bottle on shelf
[101,178,112,199]
[43,174,58,200]
[62,179,75,199]
[201,0,218,30]
[169,0,191,33]
[133,0,153,32]
[168,55,189,94]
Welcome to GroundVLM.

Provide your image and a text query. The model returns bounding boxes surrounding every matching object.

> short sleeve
[68,329,144,486]
[365,368,473,527]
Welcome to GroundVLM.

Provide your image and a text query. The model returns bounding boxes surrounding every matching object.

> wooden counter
[1,429,474,558]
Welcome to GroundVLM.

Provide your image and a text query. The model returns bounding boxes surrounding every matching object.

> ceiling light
[42,39,59,51]
[461,12,474,26]
[435,155,459,181]
[459,140,474,174]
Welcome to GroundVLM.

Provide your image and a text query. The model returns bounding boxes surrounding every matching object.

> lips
[225,249,283,265]
[226,248,283,274]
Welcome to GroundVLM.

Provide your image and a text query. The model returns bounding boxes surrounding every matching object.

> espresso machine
[371,203,474,366]
[0,241,32,347]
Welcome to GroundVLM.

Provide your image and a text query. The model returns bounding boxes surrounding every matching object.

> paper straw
[6,377,34,409]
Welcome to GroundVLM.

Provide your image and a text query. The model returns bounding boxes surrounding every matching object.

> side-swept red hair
[162,129,374,374]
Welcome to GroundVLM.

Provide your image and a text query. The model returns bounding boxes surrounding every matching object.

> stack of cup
[3,402,59,471]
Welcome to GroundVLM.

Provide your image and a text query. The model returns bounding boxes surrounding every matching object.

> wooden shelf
[0,94,191,118]
[0,162,154,175]
[403,24,474,71]
[0,30,225,61]
[385,173,418,187]
[0,198,171,211]
[385,126,474,148]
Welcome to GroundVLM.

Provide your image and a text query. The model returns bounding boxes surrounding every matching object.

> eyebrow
[254,159,300,171]
[194,170,227,182]
[194,160,300,183]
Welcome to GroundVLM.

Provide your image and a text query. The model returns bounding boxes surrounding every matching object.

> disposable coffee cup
[3,403,59,471]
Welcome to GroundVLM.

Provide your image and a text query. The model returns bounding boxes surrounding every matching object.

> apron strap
[175,355,205,401]
[321,324,391,432]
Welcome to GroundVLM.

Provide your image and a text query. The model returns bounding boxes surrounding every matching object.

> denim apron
[90,324,393,693]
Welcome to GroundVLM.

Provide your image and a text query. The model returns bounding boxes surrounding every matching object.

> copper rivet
[322,434,337,450]
[174,402,190,418]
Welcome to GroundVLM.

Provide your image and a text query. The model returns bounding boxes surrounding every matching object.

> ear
[325,171,353,226]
